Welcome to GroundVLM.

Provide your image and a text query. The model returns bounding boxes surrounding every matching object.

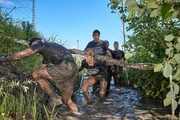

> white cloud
[0,0,13,6]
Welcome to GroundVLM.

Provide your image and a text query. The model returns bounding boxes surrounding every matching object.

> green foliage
[109,0,180,113]
[128,70,169,99]
[124,0,180,20]
[0,15,40,41]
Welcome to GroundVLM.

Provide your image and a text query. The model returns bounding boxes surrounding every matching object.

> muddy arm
[0,48,36,62]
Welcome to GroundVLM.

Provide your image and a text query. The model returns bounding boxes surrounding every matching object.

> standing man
[85,30,112,93]
[0,38,78,112]
[111,41,125,87]
[85,30,112,57]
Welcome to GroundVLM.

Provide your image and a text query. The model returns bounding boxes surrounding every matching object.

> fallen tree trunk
[69,49,155,71]
[7,37,154,70]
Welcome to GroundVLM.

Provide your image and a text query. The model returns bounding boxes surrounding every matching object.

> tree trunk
[7,37,154,71]
[69,49,154,71]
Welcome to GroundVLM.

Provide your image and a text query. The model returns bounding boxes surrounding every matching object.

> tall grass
[0,16,47,119]
[0,80,46,120]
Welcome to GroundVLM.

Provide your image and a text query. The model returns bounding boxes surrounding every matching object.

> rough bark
[69,49,154,71]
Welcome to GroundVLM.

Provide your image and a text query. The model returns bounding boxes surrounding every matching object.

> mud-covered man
[85,30,112,93]
[79,48,107,104]
[0,38,78,112]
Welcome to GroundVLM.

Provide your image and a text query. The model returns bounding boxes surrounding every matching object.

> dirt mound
[0,63,31,81]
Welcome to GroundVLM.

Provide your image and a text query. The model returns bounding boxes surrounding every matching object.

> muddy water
[56,84,179,120]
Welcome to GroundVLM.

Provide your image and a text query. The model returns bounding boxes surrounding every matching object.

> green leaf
[178,37,180,43]
[173,68,180,81]
[126,0,139,12]
[138,9,145,17]
[148,0,157,3]
[128,12,136,19]
[127,5,139,12]
[175,43,180,50]
[161,3,172,21]
[165,47,173,55]
[133,84,138,88]
[166,0,173,3]
[154,63,163,72]
[166,91,175,99]
[163,98,171,107]
[169,58,176,65]
[150,9,159,17]
[164,35,174,41]
[174,84,179,94]
[178,98,180,104]
[166,42,173,47]
[163,63,172,78]
[169,51,174,58]
[171,11,179,19]
[125,51,133,60]
[172,99,178,111]
[174,54,180,63]
[147,3,159,8]
[125,0,137,6]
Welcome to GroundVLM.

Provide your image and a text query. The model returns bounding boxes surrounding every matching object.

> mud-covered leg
[92,81,99,93]
[99,81,107,102]
[106,69,112,94]
[61,87,78,112]
[82,77,97,104]
[32,68,62,106]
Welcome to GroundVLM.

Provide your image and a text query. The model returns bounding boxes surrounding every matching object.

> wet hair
[114,41,119,46]
[84,48,97,59]
[93,29,100,36]
[29,37,42,46]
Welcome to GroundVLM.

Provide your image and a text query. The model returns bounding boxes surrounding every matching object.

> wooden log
[6,37,154,71]
[69,49,155,71]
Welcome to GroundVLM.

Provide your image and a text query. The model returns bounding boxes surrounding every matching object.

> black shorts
[46,62,78,90]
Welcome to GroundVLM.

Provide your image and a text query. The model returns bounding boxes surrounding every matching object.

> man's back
[32,42,74,65]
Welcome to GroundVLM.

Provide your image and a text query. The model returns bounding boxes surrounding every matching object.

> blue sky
[0,0,129,50]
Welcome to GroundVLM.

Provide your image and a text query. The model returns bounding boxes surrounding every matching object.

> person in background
[0,38,78,112]
[79,48,108,104]
[85,30,112,57]
[85,30,112,93]
[104,40,113,94]
[111,41,125,87]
